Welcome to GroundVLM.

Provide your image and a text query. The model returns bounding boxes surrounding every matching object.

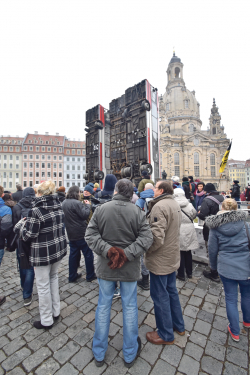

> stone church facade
[159,53,230,191]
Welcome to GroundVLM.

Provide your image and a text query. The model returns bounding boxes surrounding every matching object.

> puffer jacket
[174,195,198,251]
[85,194,153,282]
[145,194,182,275]
[206,210,250,280]
[197,192,224,241]
[14,194,67,267]
[62,198,90,241]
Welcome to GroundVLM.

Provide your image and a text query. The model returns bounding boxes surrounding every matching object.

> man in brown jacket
[145,180,185,345]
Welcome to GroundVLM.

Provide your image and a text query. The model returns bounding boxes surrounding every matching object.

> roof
[169,52,181,64]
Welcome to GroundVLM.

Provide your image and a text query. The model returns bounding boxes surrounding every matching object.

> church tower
[209,99,224,136]
[166,52,185,89]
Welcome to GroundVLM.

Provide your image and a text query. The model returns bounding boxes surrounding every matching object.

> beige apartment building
[0,136,24,192]
[22,132,65,188]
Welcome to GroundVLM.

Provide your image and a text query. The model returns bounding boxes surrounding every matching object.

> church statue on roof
[159,52,230,191]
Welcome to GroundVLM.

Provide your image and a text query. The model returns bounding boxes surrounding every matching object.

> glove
[107,247,120,269]
[114,246,128,269]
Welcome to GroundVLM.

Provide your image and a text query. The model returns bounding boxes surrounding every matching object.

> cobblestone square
[0,250,249,374]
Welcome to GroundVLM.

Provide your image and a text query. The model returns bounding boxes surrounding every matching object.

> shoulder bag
[181,209,193,223]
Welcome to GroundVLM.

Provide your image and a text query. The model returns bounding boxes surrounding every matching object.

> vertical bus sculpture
[84,79,159,186]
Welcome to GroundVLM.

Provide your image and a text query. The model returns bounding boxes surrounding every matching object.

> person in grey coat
[174,188,198,280]
[85,179,153,369]
[205,198,250,342]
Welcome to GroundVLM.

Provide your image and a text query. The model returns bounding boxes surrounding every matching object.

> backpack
[143,197,154,214]
[18,202,32,219]
[0,213,13,237]
[97,191,113,204]
[205,196,223,211]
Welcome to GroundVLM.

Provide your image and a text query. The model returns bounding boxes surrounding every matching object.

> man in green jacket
[138,170,154,193]
[85,179,153,369]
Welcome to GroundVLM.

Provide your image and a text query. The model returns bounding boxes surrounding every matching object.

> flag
[219,141,232,173]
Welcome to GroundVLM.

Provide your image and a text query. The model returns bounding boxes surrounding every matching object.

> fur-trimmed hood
[205,210,248,235]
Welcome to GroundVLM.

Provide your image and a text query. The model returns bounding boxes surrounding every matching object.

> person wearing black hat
[197,183,224,282]
[138,171,154,193]
[231,180,241,202]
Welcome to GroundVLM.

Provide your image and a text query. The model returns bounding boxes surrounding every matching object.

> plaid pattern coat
[14,194,67,267]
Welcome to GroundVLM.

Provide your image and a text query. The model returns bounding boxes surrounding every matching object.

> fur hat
[171,176,180,182]
[84,184,94,195]
[57,186,65,193]
[182,177,188,182]
[204,183,216,193]
[173,188,185,197]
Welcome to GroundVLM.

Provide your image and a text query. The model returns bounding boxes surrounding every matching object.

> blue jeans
[150,271,185,342]
[68,238,95,282]
[16,249,34,299]
[93,279,138,363]
[220,275,250,335]
[0,249,4,265]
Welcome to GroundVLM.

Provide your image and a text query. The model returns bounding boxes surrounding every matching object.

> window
[48,163,51,168]
[59,164,62,169]
[72,182,75,186]
[82,182,86,187]
[10,155,13,160]
[23,181,27,187]
[78,182,81,187]
[77,174,80,179]
[30,155,33,159]
[59,156,62,160]
[24,163,27,168]
[66,150,70,154]
[77,150,81,155]
[166,103,170,111]
[53,156,57,160]
[36,172,39,177]
[4,155,7,160]
[194,166,199,177]
[67,157,70,162]
[53,163,56,169]
[42,155,45,160]
[210,153,215,165]
[29,172,33,177]
[29,181,33,187]
[4,147,7,151]
[36,163,39,168]
[72,165,75,171]
[67,182,70,187]
[77,158,80,162]
[35,181,39,184]
[210,153,216,177]
[24,146,27,151]
[9,172,12,178]
[53,148,57,152]
[9,182,12,188]
[185,100,188,108]
[16,147,19,152]
[16,156,19,161]
[174,153,179,165]
[189,124,194,132]
[48,155,51,160]
[42,163,45,168]
[67,165,70,170]
[77,165,80,171]
[10,164,13,169]
[66,174,70,179]
[212,128,216,135]
[72,143,75,147]
[36,155,39,159]
[24,155,27,159]
[47,172,51,177]
[42,172,45,177]
[72,174,75,179]
[42,147,45,151]
[59,181,62,187]
[53,172,57,178]
[16,173,19,178]
[3,172,6,178]
[29,163,33,168]
[3,182,6,188]
[30,146,33,151]
[72,150,75,155]
[194,152,199,164]
[47,147,51,151]
[59,172,62,178]
[36,147,39,151]
[16,164,19,169]
[72,158,75,162]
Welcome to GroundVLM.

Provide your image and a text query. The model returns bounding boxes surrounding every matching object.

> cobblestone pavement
[0,249,249,375]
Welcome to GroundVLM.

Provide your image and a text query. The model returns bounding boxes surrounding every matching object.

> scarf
[196,190,205,197]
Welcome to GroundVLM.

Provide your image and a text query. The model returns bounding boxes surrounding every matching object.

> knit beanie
[84,184,94,195]
[182,177,188,182]
[204,183,216,193]
[23,187,35,198]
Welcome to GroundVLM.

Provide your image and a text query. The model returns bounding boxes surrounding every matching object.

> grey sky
[0,0,249,160]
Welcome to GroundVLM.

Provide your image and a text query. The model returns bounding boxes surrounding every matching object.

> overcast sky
[0,0,249,160]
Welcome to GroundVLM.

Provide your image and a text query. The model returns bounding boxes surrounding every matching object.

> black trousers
[178,250,192,278]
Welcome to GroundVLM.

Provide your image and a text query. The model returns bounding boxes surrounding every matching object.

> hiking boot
[203,269,220,283]
[137,274,149,290]
[124,337,141,368]
[24,295,33,307]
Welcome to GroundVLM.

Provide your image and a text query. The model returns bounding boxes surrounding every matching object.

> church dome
[169,52,181,64]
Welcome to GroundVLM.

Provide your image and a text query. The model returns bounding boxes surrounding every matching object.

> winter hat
[173,188,185,197]
[233,180,239,184]
[182,177,188,182]
[204,183,216,193]
[103,174,117,193]
[84,184,94,195]
[23,187,35,198]
[94,183,99,188]
[145,183,154,190]
[171,176,180,182]
[57,186,65,193]
[141,170,148,177]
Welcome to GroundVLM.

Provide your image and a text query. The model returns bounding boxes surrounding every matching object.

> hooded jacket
[14,194,67,267]
[174,195,199,251]
[197,192,224,241]
[62,198,90,241]
[56,191,66,203]
[97,174,117,197]
[135,189,154,210]
[3,199,16,209]
[206,210,250,280]
[85,194,153,282]
[138,178,155,193]
[145,193,182,275]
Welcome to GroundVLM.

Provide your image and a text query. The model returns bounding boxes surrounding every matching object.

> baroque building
[159,53,230,191]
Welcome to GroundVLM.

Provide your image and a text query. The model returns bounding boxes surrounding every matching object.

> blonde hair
[37,181,56,196]
[222,198,237,211]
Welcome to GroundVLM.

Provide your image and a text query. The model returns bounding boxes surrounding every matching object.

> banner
[219,141,232,173]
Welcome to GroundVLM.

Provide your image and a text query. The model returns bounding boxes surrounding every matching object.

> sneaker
[86,274,97,282]
[243,321,250,329]
[124,337,141,368]
[94,359,105,367]
[113,287,121,300]
[24,295,33,307]
[203,269,220,283]
[228,325,239,342]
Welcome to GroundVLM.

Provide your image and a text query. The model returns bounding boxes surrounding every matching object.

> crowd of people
[0,172,249,367]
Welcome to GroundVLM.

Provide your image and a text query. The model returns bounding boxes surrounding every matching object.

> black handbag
[18,238,31,269]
